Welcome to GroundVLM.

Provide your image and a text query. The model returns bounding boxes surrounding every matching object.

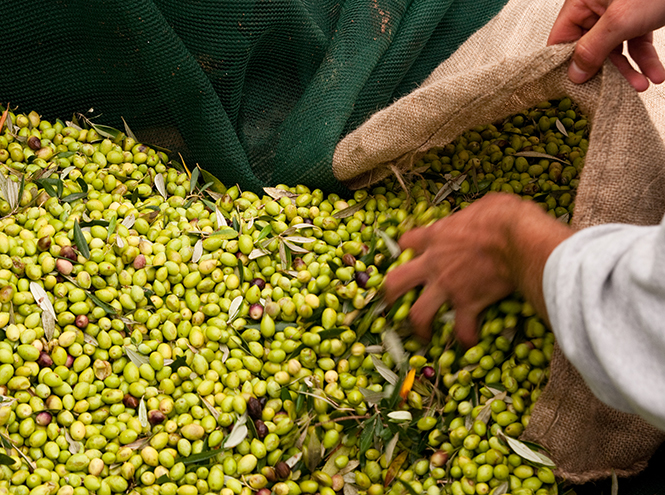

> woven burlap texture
[332,9,665,486]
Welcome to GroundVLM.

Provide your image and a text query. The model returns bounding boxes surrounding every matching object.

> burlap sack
[332,3,665,483]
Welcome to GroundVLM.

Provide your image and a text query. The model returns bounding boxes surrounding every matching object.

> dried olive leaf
[283,236,316,244]
[138,398,148,429]
[121,214,136,229]
[337,459,360,477]
[124,437,151,450]
[264,187,297,200]
[0,396,15,407]
[433,173,466,205]
[384,450,408,487]
[514,151,571,165]
[611,470,618,495]
[285,451,302,468]
[359,387,387,405]
[333,198,369,219]
[384,433,399,465]
[42,310,55,342]
[60,165,76,180]
[30,282,56,319]
[306,431,323,473]
[154,173,167,199]
[64,429,81,454]
[192,239,203,263]
[370,355,399,386]
[249,248,270,260]
[228,296,243,322]
[125,347,150,367]
[555,118,569,137]
[200,395,220,421]
[387,411,412,422]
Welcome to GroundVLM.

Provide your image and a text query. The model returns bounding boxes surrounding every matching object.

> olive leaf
[60,165,76,179]
[283,236,316,244]
[181,448,222,465]
[496,430,555,467]
[228,296,243,322]
[375,230,400,260]
[192,239,203,263]
[30,282,56,319]
[282,240,309,254]
[121,116,137,141]
[215,206,227,228]
[190,167,200,195]
[124,437,151,450]
[249,248,270,260]
[125,347,150,367]
[0,453,14,466]
[121,214,136,229]
[42,310,55,342]
[138,398,149,429]
[219,344,230,363]
[514,151,571,165]
[154,173,167,199]
[209,228,238,240]
[306,431,323,473]
[370,355,399,386]
[0,396,16,407]
[198,167,227,195]
[384,450,408,488]
[384,433,399,465]
[199,395,220,421]
[493,481,510,495]
[555,118,569,137]
[333,198,369,219]
[73,220,90,259]
[383,329,406,368]
[432,173,466,205]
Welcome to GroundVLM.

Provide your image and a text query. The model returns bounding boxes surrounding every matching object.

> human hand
[547,0,665,92]
[383,194,572,347]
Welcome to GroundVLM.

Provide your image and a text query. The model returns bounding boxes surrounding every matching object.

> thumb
[570,15,626,83]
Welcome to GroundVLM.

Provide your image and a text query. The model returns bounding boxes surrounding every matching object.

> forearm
[502,198,574,323]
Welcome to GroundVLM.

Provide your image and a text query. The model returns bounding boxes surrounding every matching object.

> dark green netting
[0,0,508,194]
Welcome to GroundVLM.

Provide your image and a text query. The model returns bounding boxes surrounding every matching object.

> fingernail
[569,61,589,84]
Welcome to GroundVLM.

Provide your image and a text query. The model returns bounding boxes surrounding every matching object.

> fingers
[609,51,650,91]
[569,9,632,84]
[383,255,427,304]
[628,34,665,84]
[397,226,429,253]
[453,308,481,349]
[408,284,448,342]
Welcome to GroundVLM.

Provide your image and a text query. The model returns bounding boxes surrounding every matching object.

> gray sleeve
[543,216,665,431]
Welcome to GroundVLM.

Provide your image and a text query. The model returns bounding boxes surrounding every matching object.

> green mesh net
[0,0,508,194]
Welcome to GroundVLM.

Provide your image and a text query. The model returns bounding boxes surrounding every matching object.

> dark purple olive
[37,352,53,368]
[59,245,77,261]
[421,366,435,380]
[355,271,370,289]
[255,419,269,439]
[247,397,262,420]
[275,461,291,480]
[250,278,266,290]
[149,410,166,425]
